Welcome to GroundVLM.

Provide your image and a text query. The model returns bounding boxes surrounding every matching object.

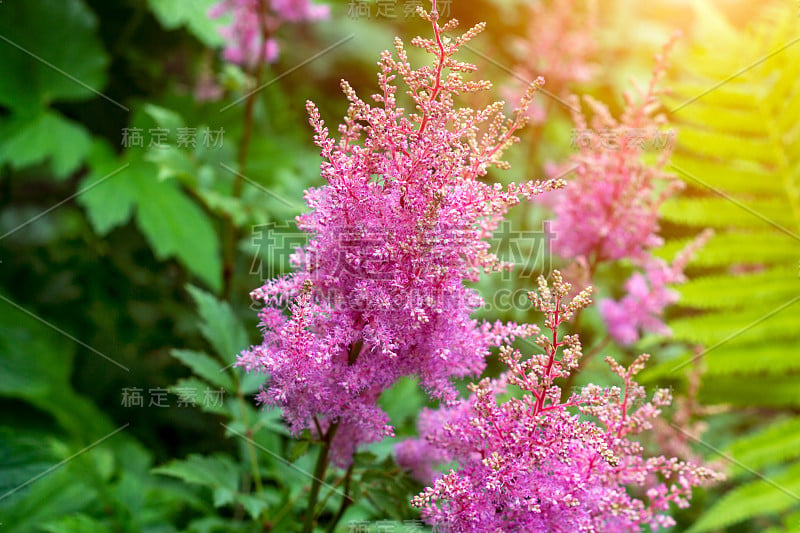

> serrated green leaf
[170,377,229,416]
[0,455,99,531]
[186,285,249,361]
[691,232,800,267]
[153,454,239,497]
[147,0,225,46]
[136,173,222,291]
[671,300,800,346]
[661,196,796,230]
[78,141,138,234]
[677,125,774,166]
[171,349,234,389]
[146,147,198,184]
[40,514,113,533]
[704,340,800,376]
[234,493,272,520]
[0,0,109,113]
[143,103,184,132]
[699,375,800,407]
[678,268,800,310]
[79,147,222,289]
[0,111,92,178]
[0,429,59,502]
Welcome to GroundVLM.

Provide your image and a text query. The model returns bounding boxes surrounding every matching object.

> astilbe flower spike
[550,37,681,265]
[506,0,598,123]
[406,271,721,532]
[545,36,712,344]
[209,0,329,68]
[237,5,564,466]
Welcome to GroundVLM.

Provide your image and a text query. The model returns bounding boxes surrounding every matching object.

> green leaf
[725,417,800,478]
[0,0,109,113]
[147,0,225,46]
[0,466,98,532]
[661,196,796,230]
[78,141,138,234]
[677,268,800,310]
[671,303,800,346]
[186,285,250,360]
[699,375,800,408]
[78,147,222,291]
[688,461,800,532]
[0,429,59,502]
[287,439,310,462]
[0,292,114,438]
[40,514,113,533]
[153,453,239,491]
[136,173,222,292]
[704,340,800,376]
[153,454,240,509]
[143,103,185,132]
[664,7,800,528]
[170,377,229,416]
[239,368,266,395]
[0,111,92,179]
[691,232,800,268]
[235,492,277,520]
[171,349,234,389]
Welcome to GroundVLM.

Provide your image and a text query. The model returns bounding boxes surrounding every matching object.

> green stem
[302,420,340,532]
[237,384,264,493]
[221,0,271,299]
[302,332,362,530]
[326,464,355,533]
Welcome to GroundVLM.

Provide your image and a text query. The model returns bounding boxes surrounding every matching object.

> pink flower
[238,6,563,466]
[406,272,721,531]
[600,230,713,345]
[209,0,328,68]
[549,37,682,264]
[505,0,598,124]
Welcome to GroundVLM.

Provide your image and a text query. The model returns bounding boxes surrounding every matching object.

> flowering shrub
[237,4,562,467]
[406,271,721,532]
[1,0,787,531]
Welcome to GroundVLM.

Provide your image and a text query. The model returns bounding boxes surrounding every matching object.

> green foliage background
[0,0,797,531]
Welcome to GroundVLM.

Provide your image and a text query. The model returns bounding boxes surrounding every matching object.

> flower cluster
[209,0,329,68]
[237,6,563,465]
[549,38,680,264]
[599,230,712,344]
[406,271,721,532]
[545,37,709,344]
[506,0,598,123]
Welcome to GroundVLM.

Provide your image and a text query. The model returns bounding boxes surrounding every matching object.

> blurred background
[1,0,798,531]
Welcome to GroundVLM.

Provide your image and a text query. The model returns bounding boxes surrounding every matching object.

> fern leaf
[678,267,800,310]
[724,417,800,479]
[687,461,800,533]
[661,5,800,528]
